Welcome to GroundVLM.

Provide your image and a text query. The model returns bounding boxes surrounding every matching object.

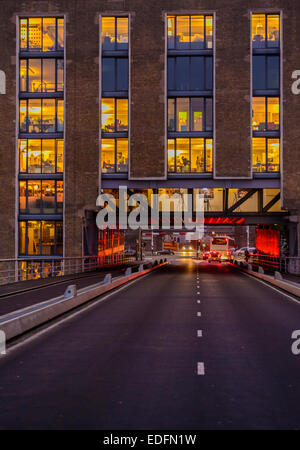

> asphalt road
[0,260,300,430]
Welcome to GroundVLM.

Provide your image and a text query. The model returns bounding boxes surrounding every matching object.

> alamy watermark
[96,187,205,240]
[291,330,300,355]
[0,330,6,356]
[0,70,6,95]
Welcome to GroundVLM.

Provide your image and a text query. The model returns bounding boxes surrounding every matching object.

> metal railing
[233,254,300,276]
[0,254,135,286]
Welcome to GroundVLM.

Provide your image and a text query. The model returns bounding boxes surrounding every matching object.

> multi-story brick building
[0,0,300,264]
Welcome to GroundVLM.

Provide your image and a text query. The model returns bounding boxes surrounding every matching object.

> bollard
[159,259,163,265]
[139,264,144,272]
[125,268,132,276]
[274,271,283,281]
[103,274,112,284]
[64,285,77,299]
[0,330,6,355]
[258,266,264,274]
[154,260,158,266]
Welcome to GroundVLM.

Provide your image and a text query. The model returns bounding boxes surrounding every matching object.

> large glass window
[253,55,280,90]
[101,98,128,132]
[20,18,64,52]
[102,57,128,92]
[19,221,62,256]
[101,138,128,173]
[19,99,64,134]
[167,15,213,50]
[19,139,64,173]
[252,137,280,173]
[19,180,63,214]
[168,138,213,173]
[101,17,128,51]
[252,14,280,49]
[20,58,64,93]
[168,56,213,91]
[252,97,279,131]
[168,97,213,132]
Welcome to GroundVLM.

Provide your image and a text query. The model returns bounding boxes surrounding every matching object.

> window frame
[101,16,129,52]
[101,138,129,173]
[167,15,213,50]
[168,56,213,92]
[20,17,64,53]
[168,97,213,132]
[19,179,63,214]
[19,220,63,256]
[102,56,129,93]
[167,138,213,174]
[19,139,64,174]
[252,137,280,173]
[101,98,128,133]
[19,58,64,93]
[19,98,64,134]
[252,96,280,132]
[252,13,280,49]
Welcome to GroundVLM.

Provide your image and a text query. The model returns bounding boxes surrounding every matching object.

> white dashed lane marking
[197,362,205,375]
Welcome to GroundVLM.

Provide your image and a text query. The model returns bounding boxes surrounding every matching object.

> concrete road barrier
[230,263,300,299]
[0,262,168,342]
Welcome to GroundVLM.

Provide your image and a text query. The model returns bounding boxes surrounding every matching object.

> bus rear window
[212,238,227,245]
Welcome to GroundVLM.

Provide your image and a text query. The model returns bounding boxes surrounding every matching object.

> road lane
[0,261,300,429]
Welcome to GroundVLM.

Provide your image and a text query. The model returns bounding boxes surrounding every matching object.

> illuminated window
[252,97,279,131]
[56,181,64,213]
[191,139,204,172]
[101,17,128,51]
[168,139,175,172]
[252,138,280,173]
[19,139,63,173]
[26,221,41,256]
[194,188,223,212]
[42,140,56,173]
[20,221,62,256]
[19,222,26,254]
[19,99,64,134]
[252,14,280,49]
[229,190,259,212]
[168,97,212,132]
[20,17,64,52]
[41,222,56,255]
[20,59,63,93]
[101,138,128,173]
[101,98,128,133]
[167,16,175,49]
[168,56,213,91]
[168,15,213,50]
[43,18,56,52]
[19,181,27,213]
[19,180,63,214]
[42,180,55,214]
[56,139,64,172]
[28,139,42,173]
[168,138,213,173]
[29,18,42,51]
[177,98,189,132]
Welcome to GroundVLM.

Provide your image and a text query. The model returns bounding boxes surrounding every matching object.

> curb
[0,262,168,342]
[229,262,300,298]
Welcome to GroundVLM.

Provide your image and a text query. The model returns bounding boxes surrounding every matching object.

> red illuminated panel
[204,217,245,225]
[256,228,279,257]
